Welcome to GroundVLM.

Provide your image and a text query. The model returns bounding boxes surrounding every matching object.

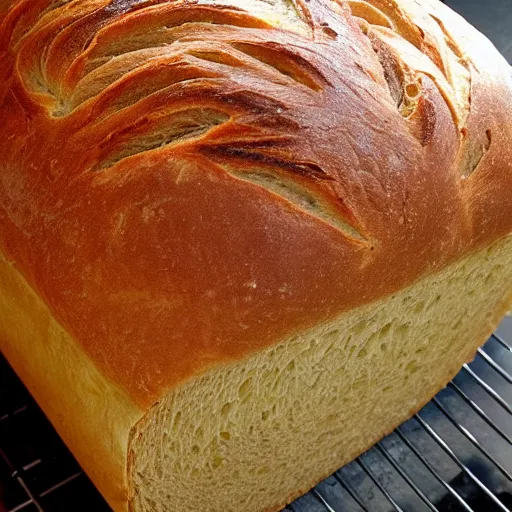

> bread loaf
[1,1,512,511]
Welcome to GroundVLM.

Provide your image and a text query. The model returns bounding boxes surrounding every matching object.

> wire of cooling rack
[393,426,473,512]
[462,365,512,414]
[1,319,511,512]
[447,381,512,444]
[430,396,511,480]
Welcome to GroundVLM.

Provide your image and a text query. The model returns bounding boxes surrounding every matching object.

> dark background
[445,0,511,62]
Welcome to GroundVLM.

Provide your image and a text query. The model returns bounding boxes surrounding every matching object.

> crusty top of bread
[0,0,511,406]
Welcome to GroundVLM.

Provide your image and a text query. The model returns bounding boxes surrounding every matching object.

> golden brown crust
[0,253,141,512]
[1,0,511,406]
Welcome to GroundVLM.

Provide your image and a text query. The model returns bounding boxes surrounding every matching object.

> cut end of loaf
[127,235,512,512]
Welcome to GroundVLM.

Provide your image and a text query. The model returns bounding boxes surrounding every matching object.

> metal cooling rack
[1,317,511,512]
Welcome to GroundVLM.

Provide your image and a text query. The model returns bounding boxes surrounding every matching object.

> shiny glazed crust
[1,0,512,408]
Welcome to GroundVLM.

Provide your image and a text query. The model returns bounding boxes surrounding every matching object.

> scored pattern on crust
[345,0,470,135]
[344,0,492,178]
[0,0,480,241]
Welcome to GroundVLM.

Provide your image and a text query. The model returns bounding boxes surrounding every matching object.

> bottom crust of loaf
[129,234,512,512]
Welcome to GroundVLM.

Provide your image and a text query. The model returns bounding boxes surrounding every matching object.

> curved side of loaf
[0,253,142,511]
[0,0,511,511]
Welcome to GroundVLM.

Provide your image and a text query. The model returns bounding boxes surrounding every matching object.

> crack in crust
[3,1,470,149]
[346,0,471,127]
[345,0,499,179]
[4,0,378,239]
[0,0,496,245]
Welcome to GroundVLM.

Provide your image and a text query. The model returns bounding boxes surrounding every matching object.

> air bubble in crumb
[405,361,419,373]
[172,411,182,432]
[213,457,224,468]
[239,378,252,397]
[405,82,421,99]
[221,402,233,417]
[379,323,392,339]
